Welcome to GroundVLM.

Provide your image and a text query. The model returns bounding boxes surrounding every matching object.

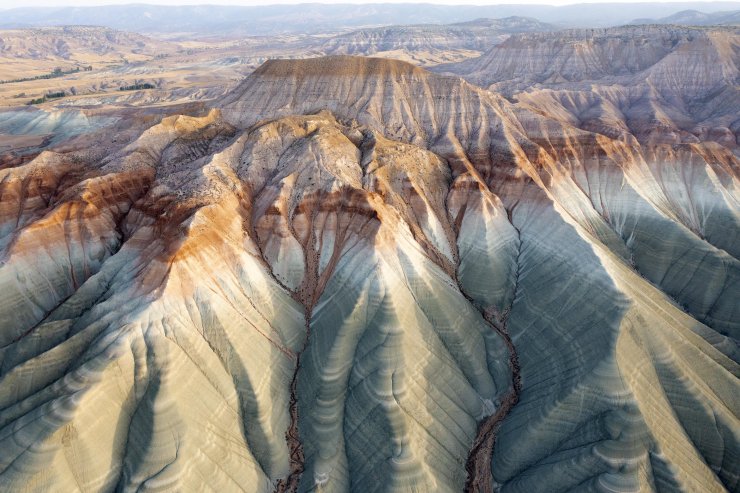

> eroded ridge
[0,55,737,493]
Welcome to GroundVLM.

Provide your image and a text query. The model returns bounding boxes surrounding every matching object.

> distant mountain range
[2,2,740,35]
[632,8,740,25]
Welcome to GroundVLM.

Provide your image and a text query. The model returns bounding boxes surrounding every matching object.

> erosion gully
[462,208,523,493]
[273,146,524,492]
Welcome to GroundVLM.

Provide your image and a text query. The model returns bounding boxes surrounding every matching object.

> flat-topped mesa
[223,56,648,187]
[252,55,428,79]
[435,25,740,151]
[438,24,740,130]
[222,55,477,115]
[221,55,549,184]
[320,17,555,57]
[221,56,467,136]
[441,25,739,90]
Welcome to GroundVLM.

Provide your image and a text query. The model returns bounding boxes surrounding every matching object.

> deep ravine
[274,321,308,493]
[244,187,308,493]
[440,158,524,493]
[274,199,326,493]
[463,207,523,493]
[463,315,522,493]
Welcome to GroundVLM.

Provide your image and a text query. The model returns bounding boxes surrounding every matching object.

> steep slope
[0,55,738,493]
[438,26,740,151]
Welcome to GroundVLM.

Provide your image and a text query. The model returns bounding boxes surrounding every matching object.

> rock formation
[437,25,740,150]
[320,17,554,65]
[0,50,738,493]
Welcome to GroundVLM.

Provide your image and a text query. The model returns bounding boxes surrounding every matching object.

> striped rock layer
[0,55,738,493]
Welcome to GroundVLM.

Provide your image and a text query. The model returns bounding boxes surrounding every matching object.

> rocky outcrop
[0,55,738,493]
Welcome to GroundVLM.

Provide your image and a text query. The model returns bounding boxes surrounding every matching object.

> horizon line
[3,0,740,8]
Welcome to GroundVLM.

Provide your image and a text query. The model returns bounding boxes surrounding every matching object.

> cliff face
[319,17,554,64]
[440,26,738,92]
[438,26,740,151]
[0,54,738,493]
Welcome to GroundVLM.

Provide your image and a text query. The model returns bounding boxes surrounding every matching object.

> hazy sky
[0,0,734,6]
